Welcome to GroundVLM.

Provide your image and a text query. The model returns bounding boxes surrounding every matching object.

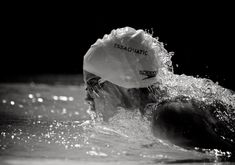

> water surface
[0,74,234,165]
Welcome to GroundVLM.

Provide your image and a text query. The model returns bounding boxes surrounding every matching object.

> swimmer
[83,27,235,153]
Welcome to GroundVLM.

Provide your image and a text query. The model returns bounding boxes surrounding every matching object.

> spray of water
[86,28,235,161]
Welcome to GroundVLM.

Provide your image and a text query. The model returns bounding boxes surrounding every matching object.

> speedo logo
[114,43,148,56]
[139,70,157,80]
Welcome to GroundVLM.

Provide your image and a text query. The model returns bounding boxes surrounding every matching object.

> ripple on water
[0,82,234,163]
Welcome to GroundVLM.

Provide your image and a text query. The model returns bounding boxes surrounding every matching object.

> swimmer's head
[83,27,164,120]
[83,27,162,89]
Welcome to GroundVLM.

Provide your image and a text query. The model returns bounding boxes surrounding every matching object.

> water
[0,74,234,165]
[0,31,234,164]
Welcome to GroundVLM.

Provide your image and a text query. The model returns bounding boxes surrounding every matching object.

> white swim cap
[83,27,161,88]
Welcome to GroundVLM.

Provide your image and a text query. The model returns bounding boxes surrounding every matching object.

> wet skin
[151,96,235,152]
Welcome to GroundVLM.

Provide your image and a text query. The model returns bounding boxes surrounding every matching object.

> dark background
[1,3,234,91]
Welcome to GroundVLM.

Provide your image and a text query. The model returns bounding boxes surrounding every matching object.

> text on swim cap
[139,70,157,80]
[114,43,148,56]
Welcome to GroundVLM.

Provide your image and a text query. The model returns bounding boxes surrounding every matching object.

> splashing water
[0,31,235,164]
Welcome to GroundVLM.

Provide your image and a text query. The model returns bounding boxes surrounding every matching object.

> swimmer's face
[91,81,142,121]
[85,69,157,120]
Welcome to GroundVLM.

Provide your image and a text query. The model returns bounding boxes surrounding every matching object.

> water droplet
[75,144,81,148]
[37,98,43,102]
[53,96,58,100]
[44,133,50,138]
[59,96,68,101]
[28,94,34,99]
[18,104,24,108]
[10,101,15,105]
[68,97,74,101]
[99,152,107,157]
[61,108,67,114]
[1,132,6,137]
[87,151,97,156]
